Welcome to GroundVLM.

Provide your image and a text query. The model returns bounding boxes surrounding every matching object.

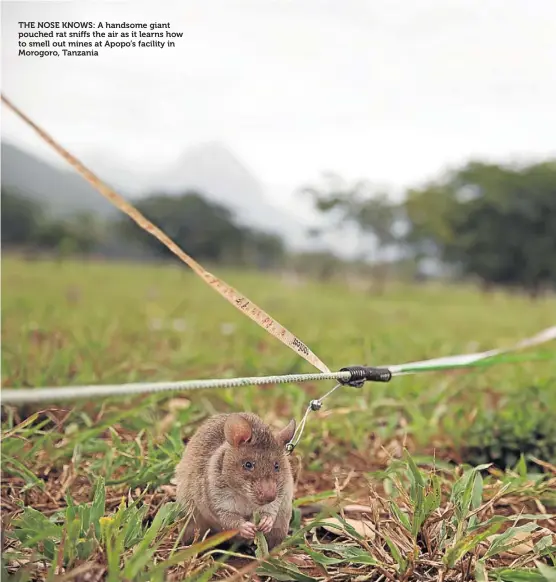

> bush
[461,385,556,472]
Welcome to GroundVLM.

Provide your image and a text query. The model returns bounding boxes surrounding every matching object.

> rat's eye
[274,462,280,472]
[243,461,255,471]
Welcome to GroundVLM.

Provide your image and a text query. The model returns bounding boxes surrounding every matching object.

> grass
[1,255,556,581]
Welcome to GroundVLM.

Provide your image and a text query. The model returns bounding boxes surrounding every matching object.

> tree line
[1,189,286,269]
[2,158,556,295]
[303,159,556,296]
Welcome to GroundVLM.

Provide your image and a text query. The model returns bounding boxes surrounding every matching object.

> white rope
[386,325,556,374]
[2,325,554,406]
[286,383,343,451]
[0,371,352,404]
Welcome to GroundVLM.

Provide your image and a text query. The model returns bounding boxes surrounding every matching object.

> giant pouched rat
[175,412,296,549]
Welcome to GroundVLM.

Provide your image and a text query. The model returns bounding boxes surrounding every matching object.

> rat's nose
[257,480,277,504]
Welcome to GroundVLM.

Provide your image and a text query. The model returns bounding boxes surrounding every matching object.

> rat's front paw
[257,513,275,534]
[238,521,257,539]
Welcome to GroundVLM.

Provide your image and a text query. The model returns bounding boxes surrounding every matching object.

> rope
[1,371,353,405]
[2,327,554,452]
[1,96,555,451]
[2,324,554,406]
[286,383,343,452]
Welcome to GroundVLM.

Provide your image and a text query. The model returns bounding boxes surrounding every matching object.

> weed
[461,385,556,471]
[2,257,556,579]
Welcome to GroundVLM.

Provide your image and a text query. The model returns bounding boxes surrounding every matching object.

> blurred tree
[1,188,44,246]
[301,173,400,290]
[301,173,399,261]
[35,214,100,257]
[241,230,286,270]
[2,189,104,258]
[288,250,345,282]
[117,191,285,268]
[403,160,556,295]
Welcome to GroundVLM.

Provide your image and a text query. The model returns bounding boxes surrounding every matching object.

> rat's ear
[276,419,296,446]
[224,414,252,447]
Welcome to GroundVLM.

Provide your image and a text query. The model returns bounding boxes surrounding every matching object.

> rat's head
[221,414,296,506]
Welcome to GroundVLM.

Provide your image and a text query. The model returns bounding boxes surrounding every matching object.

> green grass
[2,256,556,581]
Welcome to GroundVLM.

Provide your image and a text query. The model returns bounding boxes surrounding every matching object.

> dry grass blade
[2,254,556,580]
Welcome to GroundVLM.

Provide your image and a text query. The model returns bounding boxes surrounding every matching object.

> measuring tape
[1,94,330,374]
[1,325,554,405]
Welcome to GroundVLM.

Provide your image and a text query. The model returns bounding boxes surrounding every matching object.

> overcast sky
[2,0,556,213]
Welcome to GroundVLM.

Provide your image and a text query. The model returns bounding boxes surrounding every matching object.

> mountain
[1,140,314,250]
[87,142,314,249]
[0,141,118,218]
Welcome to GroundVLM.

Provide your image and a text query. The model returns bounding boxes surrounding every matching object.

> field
[2,256,556,581]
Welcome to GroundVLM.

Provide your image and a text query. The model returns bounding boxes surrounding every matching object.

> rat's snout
[255,479,277,504]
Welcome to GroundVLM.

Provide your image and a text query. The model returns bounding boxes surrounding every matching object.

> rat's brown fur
[175,412,296,549]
